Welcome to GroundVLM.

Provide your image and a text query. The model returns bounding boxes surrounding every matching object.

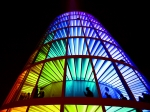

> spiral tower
[0,11,150,112]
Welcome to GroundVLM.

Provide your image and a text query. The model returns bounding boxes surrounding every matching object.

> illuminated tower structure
[0,11,150,112]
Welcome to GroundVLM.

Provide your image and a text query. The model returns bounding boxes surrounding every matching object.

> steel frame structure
[0,11,150,112]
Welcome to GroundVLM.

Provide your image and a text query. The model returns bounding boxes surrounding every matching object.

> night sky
[0,1,150,106]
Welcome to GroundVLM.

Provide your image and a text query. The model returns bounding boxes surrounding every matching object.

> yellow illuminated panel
[64,105,103,112]
[18,63,43,100]
[28,105,60,112]
[35,44,50,62]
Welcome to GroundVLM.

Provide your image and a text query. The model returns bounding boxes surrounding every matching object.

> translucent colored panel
[86,105,101,112]
[44,33,54,44]
[81,20,92,27]
[66,58,94,81]
[0,109,7,112]
[86,39,108,57]
[64,105,102,112]
[68,38,88,55]
[49,23,58,33]
[28,105,60,112]
[9,106,27,112]
[96,30,103,39]
[57,21,69,29]
[80,15,88,20]
[76,105,87,112]
[35,44,50,62]
[47,39,66,58]
[83,27,98,38]
[93,23,103,30]
[99,83,120,99]
[105,106,135,112]
[65,105,77,112]
[135,71,150,91]
[37,59,65,97]
[70,20,81,26]
[92,59,129,99]
[117,64,149,101]
[70,14,80,19]
[68,27,84,37]
[66,58,95,99]
[18,64,43,100]
[3,70,27,104]
[54,28,68,40]
[104,42,130,63]
[65,81,98,97]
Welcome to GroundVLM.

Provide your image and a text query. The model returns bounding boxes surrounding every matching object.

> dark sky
[0,1,150,106]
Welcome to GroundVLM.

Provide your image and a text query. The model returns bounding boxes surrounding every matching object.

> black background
[0,0,150,106]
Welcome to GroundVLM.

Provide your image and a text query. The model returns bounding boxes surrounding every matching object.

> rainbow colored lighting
[0,11,150,112]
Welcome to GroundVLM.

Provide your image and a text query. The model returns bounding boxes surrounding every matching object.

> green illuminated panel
[64,105,103,112]
[44,33,54,44]
[18,64,43,100]
[37,59,65,97]
[28,105,60,112]
[35,44,50,62]
[47,39,66,58]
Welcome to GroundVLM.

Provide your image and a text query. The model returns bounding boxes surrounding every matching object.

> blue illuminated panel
[86,39,108,57]
[92,59,129,99]
[117,63,150,100]
[68,38,88,55]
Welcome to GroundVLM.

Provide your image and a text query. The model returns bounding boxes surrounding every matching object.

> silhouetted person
[19,93,25,100]
[84,87,94,97]
[105,92,112,98]
[39,88,44,98]
[120,59,125,63]
[142,93,150,103]
[33,86,39,98]
[120,94,127,100]
[105,87,109,92]
[139,96,145,102]
[26,92,30,99]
